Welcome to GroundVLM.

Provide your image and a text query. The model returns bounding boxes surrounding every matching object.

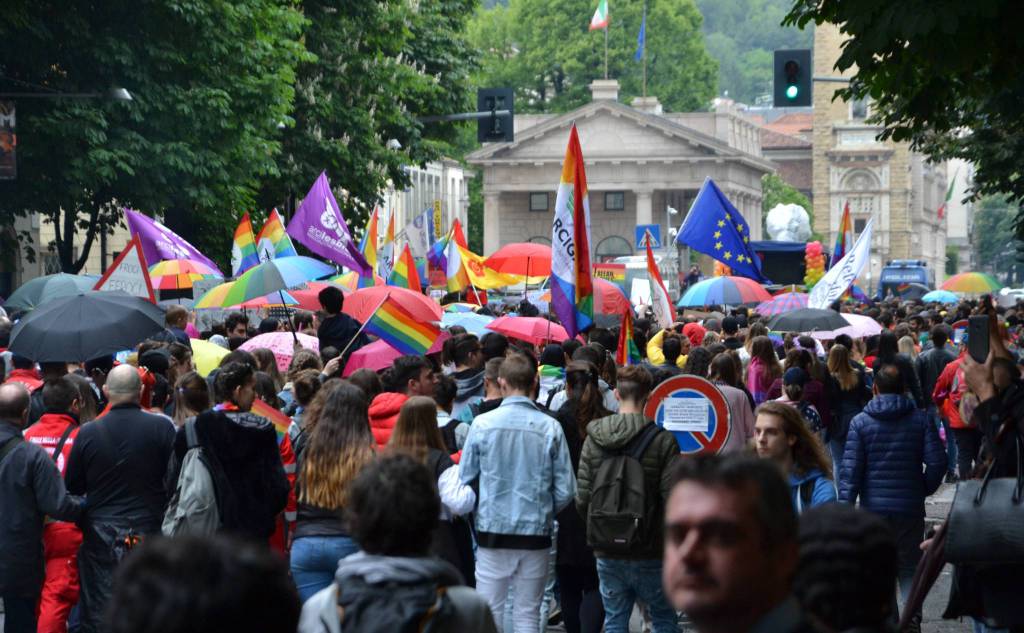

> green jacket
[575,413,680,559]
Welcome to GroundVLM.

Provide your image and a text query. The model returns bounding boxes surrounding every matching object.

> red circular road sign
[644,375,732,455]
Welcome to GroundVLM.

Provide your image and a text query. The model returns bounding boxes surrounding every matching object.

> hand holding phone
[968,315,990,364]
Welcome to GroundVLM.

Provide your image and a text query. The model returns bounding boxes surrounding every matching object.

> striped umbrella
[332,271,386,290]
[222,256,334,306]
[149,259,222,290]
[194,280,297,309]
[941,272,1003,294]
[755,292,809,316]
[677,276,772,308]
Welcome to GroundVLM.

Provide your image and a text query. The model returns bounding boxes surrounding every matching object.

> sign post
[644,375,732,455]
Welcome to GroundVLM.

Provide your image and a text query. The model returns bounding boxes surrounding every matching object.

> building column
[483,192,501,254]
[636,189,653,227]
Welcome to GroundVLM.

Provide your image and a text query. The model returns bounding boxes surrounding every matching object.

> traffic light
[477,88,514,143]
[774,50,811,107]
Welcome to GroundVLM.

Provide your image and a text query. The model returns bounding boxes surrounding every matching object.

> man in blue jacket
[460,353,575,633]
[839,363,945,626]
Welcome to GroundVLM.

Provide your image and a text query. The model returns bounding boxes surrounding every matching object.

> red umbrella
[539,278,631,315]
[486,316,570,346]
[288,281,349,312]
[343,285,442,323]
[342,334,449,376]
[486,243,552,277]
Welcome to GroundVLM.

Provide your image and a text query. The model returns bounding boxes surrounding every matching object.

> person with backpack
[0,382,84,633]
[289,383,376,602]
[574,365,680,633]
[537,343,567,407]
[22,378,86,633]
[388,396,476,586]
[753,401,836,513]
[933,339,982,479]
[460,353,575,633]
[65,365,176,633]
[298,453,497,633]
[434,374,469,454]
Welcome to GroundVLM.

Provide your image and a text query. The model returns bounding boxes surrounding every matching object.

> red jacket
[368,392,408,448]
[933,353,970,429]
[5,368,43,393]
[24,413,80,474]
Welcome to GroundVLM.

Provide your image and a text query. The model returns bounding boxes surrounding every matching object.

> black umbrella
[9,291,166,362]
[766,308,848,333]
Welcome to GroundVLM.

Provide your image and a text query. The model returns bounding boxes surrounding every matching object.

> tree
[972,195,1018,274]
[0,0,307,272]
[468,0,717,114]
[257,0,478,237]
[784,0,1024,233]
[945,245,959,276]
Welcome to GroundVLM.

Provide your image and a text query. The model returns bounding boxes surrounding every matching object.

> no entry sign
[644,375,732,456]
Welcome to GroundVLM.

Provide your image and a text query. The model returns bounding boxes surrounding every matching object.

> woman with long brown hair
[746,335,782,406]
[388,396,476,584]
[171,371,211,428]
[290,382,375,603]
[251,347,285,392]
[826,344,871,479]
[552,361,609,633]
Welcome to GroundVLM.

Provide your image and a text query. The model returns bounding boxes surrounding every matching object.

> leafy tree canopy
[785,0,1024,234]
[972,195,1018,275]
[468,0,717,114]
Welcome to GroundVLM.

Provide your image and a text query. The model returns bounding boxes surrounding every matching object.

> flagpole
[642,0,648,98]
[337,293,389,361]
[604,26,609,80]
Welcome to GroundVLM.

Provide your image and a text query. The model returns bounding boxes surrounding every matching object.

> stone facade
[380,159,469,245]
[813,22,949,288]
[466,80,774,289]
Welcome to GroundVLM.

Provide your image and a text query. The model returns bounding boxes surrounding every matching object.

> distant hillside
[480,0,811,105]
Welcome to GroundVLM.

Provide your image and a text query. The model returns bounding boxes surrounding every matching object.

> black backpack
[586,422,662,554]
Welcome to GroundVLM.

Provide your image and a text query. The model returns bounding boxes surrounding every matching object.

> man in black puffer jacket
[166,362,289,540]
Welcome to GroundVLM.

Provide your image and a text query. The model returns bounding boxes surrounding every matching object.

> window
[529,192,548,212]
[854,218,867,235]
[851,97,870,121]
[604,192,625,211]
[595,236,633,262]
[43,253,61,275]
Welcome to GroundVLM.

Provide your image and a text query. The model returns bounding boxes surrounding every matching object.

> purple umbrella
[755,292,808,317]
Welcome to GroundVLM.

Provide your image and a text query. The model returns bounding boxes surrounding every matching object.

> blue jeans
[1,593,37,633]
[596,559,678,633]
[290,535,359,603]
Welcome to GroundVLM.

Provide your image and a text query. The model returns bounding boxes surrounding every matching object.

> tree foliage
[972,195,1018,274]
[785,0,1024,233]
[698,0,812,104]
[0,0,307,272]
[468,0,717,114]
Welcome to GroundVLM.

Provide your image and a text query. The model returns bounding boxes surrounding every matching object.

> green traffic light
[785,85,799,100]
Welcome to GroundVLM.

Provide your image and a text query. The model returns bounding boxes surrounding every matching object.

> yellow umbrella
[190,338,229,377]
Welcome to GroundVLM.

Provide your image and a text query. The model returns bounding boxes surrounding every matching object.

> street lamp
[0,86,133,101]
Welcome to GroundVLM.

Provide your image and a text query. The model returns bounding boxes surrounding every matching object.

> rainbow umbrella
[332,271,386,290]
[677,276,772,308]
[755,292,808,316]
[444,302,480,313]
[941,272,1003,294]
[222,256,334,306]
[194,280,297,309]
[149,259,222,290]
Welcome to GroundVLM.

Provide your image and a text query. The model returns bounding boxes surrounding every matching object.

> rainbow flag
[616,309,641,366]
[379,211,396,279]
[388,243,422,291]
[231,213,260,277]
[445,229,471,292]
[251,397,291,446]
[359,208,381,288]
[255,209,297,261]
[830,201,853,268]
[550,124,594,338]
[364,297,441,356]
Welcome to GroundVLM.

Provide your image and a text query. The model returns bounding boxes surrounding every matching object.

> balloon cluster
[804,241,825,288]
[714,261,732,277]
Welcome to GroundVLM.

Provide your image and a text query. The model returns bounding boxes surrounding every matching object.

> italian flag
[938,166,959,220]
[589,0,609,30]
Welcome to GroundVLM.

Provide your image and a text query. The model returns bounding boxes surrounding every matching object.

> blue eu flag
[676,178,771,283]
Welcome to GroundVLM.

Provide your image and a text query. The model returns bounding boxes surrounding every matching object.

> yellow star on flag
[743,236,749,243]
[713,230,721,239]
[725,213,731,220]
[717,220,725,227]
[724,251,732,260]
[736,224,744,233]
[714,241,723,250]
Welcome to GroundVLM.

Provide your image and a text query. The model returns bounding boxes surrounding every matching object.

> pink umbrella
[344,285,442,323]
[810,313,883,341]
[486,316,571,346]
[343,333,449,376]
[239,332,320,371]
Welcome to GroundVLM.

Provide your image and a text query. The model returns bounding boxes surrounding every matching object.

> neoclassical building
[466,80,775,288]
[813,22,949,287]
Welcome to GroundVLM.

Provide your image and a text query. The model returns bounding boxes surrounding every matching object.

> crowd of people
[2,285,1024,633]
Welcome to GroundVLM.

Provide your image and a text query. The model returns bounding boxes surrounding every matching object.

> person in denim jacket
[460,353,576,633]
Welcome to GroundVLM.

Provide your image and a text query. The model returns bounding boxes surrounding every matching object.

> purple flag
[123,209,223,275]
[286,171,370,275]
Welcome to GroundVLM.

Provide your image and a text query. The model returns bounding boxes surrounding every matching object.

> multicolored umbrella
[238,332,320,371]
[222,256,335,307]
[149,259,222,290]
[332,271,386,290]
[755,292,808,317]
[443,302,480,313]
[485,316,571,346]
[677,276,772,308]
[343,285,442,323]
[194,280,297,309]
[941,272,1003,294]
[922,289,959,304]
[3,273,99,313]
[485,243,552,278]
[343,334,449,377]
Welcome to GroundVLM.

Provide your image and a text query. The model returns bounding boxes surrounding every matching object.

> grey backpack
[162,420,220,536]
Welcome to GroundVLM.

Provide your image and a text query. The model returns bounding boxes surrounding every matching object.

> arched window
[595,235,633,262]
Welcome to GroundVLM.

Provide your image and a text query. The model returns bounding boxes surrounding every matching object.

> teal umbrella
[4,273,99,313]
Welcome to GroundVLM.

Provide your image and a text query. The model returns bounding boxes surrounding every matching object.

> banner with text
[808,218,874,309]
[93,235,156,303]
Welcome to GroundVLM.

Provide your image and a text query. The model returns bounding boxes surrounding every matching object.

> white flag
[405,208,433,258]
[808,218,874,309]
